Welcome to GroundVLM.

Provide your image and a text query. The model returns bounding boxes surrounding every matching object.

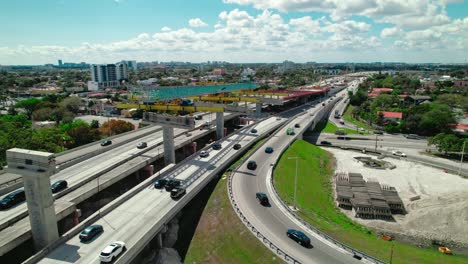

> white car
[199,150,209,158]
[99,241,126,263]
[392,150,407,157]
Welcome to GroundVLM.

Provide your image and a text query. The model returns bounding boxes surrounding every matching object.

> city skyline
[0,0,467,65]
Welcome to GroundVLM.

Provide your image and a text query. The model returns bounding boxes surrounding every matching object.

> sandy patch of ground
[325,147,468,248]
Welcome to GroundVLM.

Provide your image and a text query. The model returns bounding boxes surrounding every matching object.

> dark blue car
[286,229,311,247]
[265,147,274,153]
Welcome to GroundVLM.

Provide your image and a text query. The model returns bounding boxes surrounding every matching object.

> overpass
[0,111,243,256]
[9,74,362,262]
[30,115,286,264]
[25,82,351,263]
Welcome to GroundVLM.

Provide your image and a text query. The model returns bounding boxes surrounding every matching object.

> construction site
[328,147,468,251]
[335,172,405,220]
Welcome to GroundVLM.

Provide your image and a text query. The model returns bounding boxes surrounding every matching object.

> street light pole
[459,141,467,176]
[375,134,379,152]
[288,157,299,210]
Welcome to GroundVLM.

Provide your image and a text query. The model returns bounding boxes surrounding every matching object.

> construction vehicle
[438,246,452,255]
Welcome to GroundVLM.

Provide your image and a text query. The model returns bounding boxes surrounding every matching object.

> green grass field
[274,140,468,264]
[313,119,361,135]
[342,104,372,131]
[185,139,283,264]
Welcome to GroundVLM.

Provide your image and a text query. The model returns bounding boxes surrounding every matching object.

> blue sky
[0,0,467,64]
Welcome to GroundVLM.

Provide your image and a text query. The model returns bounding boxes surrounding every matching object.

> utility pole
[375,134,379,152]
[288,157,299,210]
[459,141,467,176]
[389,243,394,264]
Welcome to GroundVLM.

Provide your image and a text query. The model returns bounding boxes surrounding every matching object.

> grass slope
[274,140,468,264]
[185,139,283,264]
[314,119,360,135]
[343,104,372,131]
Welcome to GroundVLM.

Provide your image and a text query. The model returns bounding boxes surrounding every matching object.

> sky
[0,0,467,65]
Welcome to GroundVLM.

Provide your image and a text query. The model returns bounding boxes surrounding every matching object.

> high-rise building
[120,60,137,71]
[58,59,63,67]
[89,64,120,90]
[116,62,129,81]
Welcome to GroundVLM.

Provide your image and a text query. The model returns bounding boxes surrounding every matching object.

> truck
[334,109,340,119]
[286,128,295,135]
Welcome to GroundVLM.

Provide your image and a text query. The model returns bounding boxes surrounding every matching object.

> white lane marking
[265,167,353,258]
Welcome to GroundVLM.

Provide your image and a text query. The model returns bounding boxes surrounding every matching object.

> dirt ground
[325,147,468,248]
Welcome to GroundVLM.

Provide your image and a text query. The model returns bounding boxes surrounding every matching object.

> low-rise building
[379,111,403,124]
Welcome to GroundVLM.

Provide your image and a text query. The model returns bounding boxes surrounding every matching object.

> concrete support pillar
[216,112,224,140]
[156,232,163,249]
[192,142,197,153]
[162,126,175,165]
[10,151,60,251]
[255,103,262,117]
[224,127,227,137]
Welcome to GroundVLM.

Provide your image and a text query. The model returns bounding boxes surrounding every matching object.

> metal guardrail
[267,102,387,264]
[226,107,310,264]
[228,98,387,264]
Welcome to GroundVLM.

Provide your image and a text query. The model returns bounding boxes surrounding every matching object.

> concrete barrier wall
[22,164,176,264]
[114,117,284,264]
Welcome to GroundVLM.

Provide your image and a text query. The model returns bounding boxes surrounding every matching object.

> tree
[436,94,463,108]
[60,97,83,114]
[429,133,462,154]
[349,90,367,106]
[418,103,455,136]
[32,107,54,121]
[51,107,74,125]
[15,98,41,118]
[66,125,100,148]
[90,120,100,129]
[99,119,134,136]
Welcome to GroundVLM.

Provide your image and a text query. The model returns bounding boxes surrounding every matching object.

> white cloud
[0,8,466,64]
[223,0,453,29]
[188,18,208,28]
[380,27,402,38]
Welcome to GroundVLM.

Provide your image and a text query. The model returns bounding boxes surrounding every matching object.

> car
[276,117,282,121]
[286,229,311,247]
[320,141,332,145]
[233,143,242,150]
[0,189,25,210]
[194,115,203,120]
[256,192,269,206]
[185,132,192,137]
[99,241,126,263]
[136,142,147,149]
[322,103,325,106]
[404,134,421,140]
[392,150,407,157]
[374,130,384,135]
[154,179,168,189]
[294,124,300,128]
[79,225,103,242]
[251,128,258,134]
[339,120,345,125]
[51,180,68,193]
[199,150,209,158]
[247,160,257,170]
[265,147,274,153]
[212,143,222,150]
[170,187,186,199]
[100,140,112,147]
[165,179,181,192]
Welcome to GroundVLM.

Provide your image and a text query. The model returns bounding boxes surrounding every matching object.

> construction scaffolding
[335,172,405,220]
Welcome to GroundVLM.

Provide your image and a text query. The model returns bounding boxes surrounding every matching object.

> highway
[230,86,371,263]
[0,111,235,196]
[35,116,285,264]
[0,111,244,256]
